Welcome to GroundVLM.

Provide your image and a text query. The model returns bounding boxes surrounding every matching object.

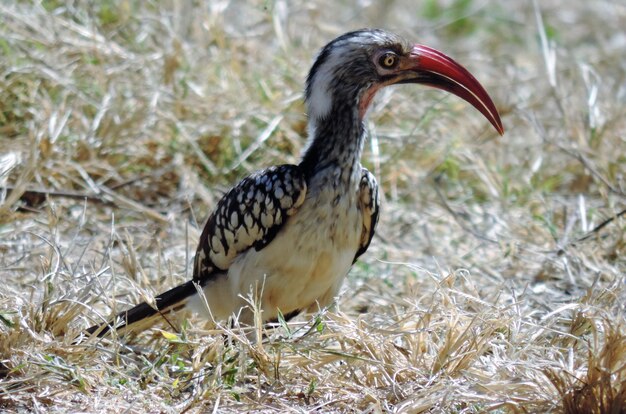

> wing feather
[193,164,307,284]
[353,167,380,263]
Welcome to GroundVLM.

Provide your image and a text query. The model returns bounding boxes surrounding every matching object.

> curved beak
[399,44,504,135]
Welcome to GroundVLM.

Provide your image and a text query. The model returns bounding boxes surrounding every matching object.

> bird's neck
[299,105,365,187]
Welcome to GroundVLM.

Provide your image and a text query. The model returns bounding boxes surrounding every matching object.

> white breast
[192,169,363,324]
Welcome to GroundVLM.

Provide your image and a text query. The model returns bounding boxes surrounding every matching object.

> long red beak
[402,44,504,135]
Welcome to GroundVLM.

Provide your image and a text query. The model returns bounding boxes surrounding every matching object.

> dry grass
[1,0,625,412]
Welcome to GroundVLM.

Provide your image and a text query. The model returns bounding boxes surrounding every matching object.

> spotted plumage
[355,168,379,263]
[86,29,502,337]
[193,165,307,280]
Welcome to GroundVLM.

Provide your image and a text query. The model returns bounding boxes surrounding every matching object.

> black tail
[86,280,199,337]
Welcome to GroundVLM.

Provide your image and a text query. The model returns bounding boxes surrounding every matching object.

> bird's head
[305,29,504,135]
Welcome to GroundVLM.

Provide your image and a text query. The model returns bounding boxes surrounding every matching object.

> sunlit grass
[1,0,625,412]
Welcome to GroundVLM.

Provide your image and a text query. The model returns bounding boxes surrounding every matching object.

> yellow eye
[379,52,398,69]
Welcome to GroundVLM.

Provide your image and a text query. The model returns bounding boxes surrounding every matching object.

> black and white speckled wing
[85,164,307,338]
[193,164,307,284]
[353,167,380,263]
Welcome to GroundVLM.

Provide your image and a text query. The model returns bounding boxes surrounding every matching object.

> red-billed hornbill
[87,29,503,337]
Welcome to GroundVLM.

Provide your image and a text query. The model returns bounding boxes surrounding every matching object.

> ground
[1,1,625,413]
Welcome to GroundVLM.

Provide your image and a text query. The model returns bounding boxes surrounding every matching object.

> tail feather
[86,280,199,337]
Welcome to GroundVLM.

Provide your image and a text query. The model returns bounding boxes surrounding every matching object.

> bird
[86,29,503,337]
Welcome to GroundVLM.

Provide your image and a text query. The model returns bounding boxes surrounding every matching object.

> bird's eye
[378,52,398,69]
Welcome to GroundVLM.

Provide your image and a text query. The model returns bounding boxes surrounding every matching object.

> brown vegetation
[1,1,624,412]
